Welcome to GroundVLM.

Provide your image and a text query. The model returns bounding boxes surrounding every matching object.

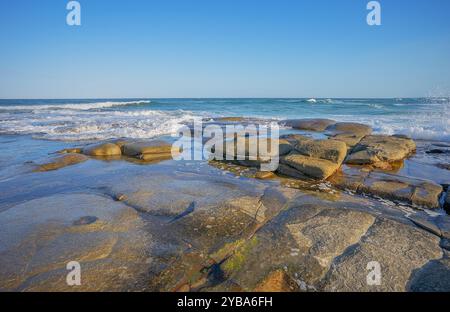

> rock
[437,163,450,171]
[83,143,122,157]
[139,153,173,162]
[278,139,293,156]
[0,194,150,291]
[445,191,450,210]
[294,139,347,164]
[255,171,276,180]
[34,154,88,172]
[73,216,98,226]
[326,122,372,136]
[330,133,364,148]
[281,119,336,132]
[321,217,442,292]
[279,139,347,180]
[426,149,449,154]
[346,135,416,166]
[331,169,443,209]
[408,256,450,291]
[215,117,245,122]
[122,140,172,157]
[219,204,376,290]
[281,154,342,180]
[57,148,82,154]
[407,215,442,237]
[253,270,298,292]
[440,239,450,251]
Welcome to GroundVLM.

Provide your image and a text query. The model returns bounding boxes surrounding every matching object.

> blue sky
[0,0,449,98]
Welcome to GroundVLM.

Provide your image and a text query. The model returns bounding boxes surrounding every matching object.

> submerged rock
[346,135,416,167]
[281,119,336,132]
[83,143,122,157]
[34,154,88,172]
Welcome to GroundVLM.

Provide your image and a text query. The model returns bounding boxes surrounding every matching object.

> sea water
[0,98,449,142]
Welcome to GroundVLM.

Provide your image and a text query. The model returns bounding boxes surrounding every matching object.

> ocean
[0,98,449,142]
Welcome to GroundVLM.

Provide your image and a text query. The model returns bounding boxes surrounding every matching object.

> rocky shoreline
[0,118,449,291]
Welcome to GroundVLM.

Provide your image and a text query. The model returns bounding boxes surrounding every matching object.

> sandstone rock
[295,139,347,164]
[57,148,82,154]
[281,119,336,132]
[330,133,364,148]
[255,171,276,180]
[122,140,172,156]
[0,194,150,291]
[215,117,245,122]
[278,139,293,156]
[332,169,443,209]
[253,270,298,292]
[34,154,88,172]
[219,204,376,290]
[281,154,341,180]
[321,217,442,292]
[278,139,347,180]
[346,135,416,166]
[326,122,372,136]
[83,143,122,157]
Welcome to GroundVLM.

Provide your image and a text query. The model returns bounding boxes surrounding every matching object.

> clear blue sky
[0,0,449,98]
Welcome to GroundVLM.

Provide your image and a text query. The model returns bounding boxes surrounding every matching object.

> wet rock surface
[1,119,450,292]
[34,154,88,172]
[330,167,443,208]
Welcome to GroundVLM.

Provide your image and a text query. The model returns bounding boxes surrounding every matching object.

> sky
[0,0,449,99]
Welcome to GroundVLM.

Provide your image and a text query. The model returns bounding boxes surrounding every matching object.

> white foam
[0,100,151,111]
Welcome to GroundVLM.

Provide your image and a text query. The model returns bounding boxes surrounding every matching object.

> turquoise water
[0,98,449,141]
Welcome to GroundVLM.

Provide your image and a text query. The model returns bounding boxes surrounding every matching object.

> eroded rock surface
[321,218,442,291]
[0,194,150,291]
[34,154,88,172]
[330,167,443,208]
[83,143,122,157]
[281,119,336,132]
[346,135,416,168]
[279,138,347,180]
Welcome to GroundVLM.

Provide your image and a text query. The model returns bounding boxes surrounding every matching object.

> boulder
[281,154,342,180]
[34,154,88,172]
[281,119,336,132]
[122,140,172,157]
[326,122,372,136]
[295,138,347,164]
[83,143,122,157]
[321,217,442,292]
[278,139,347,180]
[329,133,365,148]
[346,135,416,166]
[57,148,82,154]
